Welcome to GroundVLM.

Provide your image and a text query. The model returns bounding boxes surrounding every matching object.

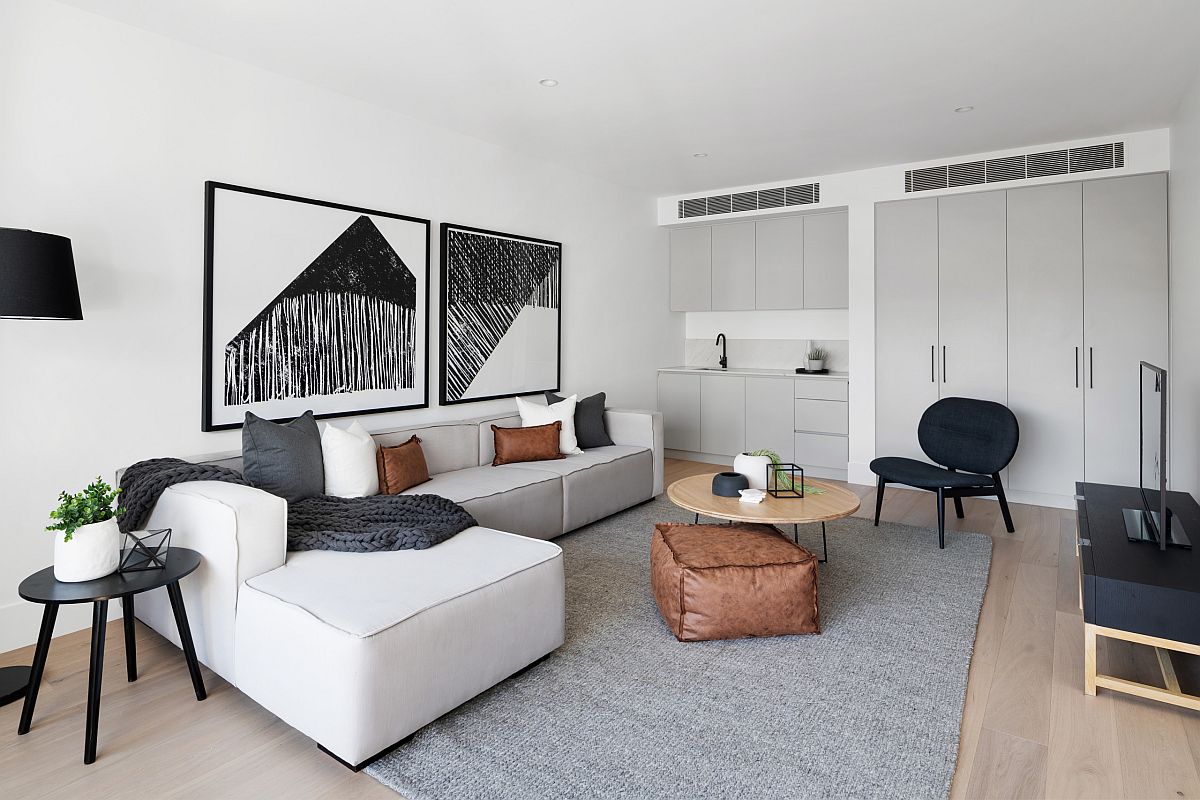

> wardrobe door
[1007,182,1084,498]
[875,197,940,461]
[937,190,1008,404]
[1083,173,1168,485]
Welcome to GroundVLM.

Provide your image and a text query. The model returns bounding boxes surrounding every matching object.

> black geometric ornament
[119,528,172,573]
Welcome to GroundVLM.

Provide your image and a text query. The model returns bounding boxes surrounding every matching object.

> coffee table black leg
[84,599,108,764]
[820,522,828,564]
[166,581,206,701]
[694,513,699,524]
[17,602,59,735]
[792,524,799,544]
[122,596,137,682]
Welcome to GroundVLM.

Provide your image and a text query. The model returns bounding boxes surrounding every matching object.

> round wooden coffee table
[666,473,861,563]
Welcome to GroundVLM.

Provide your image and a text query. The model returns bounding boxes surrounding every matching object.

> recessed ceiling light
[954,105,975,113]
[692,153,709,158]
[539,78,559,87]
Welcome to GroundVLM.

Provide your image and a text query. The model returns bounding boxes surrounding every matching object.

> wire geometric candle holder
[118,528,172,573]
[766,463,805,499]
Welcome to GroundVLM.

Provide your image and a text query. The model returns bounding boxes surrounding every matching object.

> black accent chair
[870,397,1019,549]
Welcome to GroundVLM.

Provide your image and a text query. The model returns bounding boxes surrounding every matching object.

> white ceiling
[58,0,1200,195]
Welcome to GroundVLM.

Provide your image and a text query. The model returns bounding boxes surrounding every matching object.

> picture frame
[439,223,562,405]
[203,182,430,431]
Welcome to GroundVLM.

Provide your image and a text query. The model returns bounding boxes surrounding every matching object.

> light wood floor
[2,458,1198,799]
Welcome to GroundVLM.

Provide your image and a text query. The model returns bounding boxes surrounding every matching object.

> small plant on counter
[806,345,828,362]
[47,477,123,542]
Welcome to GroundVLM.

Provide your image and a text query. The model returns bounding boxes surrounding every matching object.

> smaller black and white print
[205,184,429,430]
[441,225,560,404]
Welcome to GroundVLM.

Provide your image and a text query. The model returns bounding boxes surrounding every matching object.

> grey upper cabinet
[754,216,804,310]
[711,222,756,310]
[803,211,849,308]
[669,226,711,311]
[670,211,847,311]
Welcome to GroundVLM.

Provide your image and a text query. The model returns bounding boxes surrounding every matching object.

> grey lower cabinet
[669,227,711,311]
[711,222,756,311]
[700,374,746,456]
[658,372,701,451]
[659,371,850,476]
[745,377,795,462]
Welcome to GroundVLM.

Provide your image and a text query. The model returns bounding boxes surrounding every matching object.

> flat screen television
[1125,362,1190,549]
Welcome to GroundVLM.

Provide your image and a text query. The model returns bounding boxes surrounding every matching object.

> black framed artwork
[439,223,562,405]
[203,182,430,431]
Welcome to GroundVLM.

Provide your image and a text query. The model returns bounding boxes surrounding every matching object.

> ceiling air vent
[903,141,1125,193]
[676,182,821,219]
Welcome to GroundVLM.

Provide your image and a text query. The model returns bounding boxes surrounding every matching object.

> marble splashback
[683,338,849,372]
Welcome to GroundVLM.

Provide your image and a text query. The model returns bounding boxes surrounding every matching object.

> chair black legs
[953,497,965,519]
[936,488,946,549]
[874,477,885,526]
[993,473,1015,533]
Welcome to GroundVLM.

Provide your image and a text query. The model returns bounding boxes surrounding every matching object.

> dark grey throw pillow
[242,411,324,502]
[546,391,614,449]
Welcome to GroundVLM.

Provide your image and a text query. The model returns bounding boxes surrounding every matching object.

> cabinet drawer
[794,432,849,469]
[794,398,848,434]
[795,379,847,401]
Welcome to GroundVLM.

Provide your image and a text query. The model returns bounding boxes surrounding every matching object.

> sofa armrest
[605,408,664,496]
[135,481,287,685]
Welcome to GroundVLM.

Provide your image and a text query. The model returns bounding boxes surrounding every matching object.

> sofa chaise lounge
[130,408,664,768]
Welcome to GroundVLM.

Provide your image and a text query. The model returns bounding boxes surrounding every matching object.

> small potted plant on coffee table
[47,477,123,582]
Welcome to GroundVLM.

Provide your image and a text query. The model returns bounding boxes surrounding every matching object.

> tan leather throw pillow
[492,422,565,466]
[376,435,430,494]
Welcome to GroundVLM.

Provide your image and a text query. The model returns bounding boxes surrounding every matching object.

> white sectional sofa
[132,408,663,769]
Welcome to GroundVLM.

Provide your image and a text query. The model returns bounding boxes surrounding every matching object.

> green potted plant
[806,344,828,372]
[47,477,123,582]
[735,449,794,491]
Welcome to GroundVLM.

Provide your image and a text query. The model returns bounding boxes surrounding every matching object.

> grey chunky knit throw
[118,457,475,553]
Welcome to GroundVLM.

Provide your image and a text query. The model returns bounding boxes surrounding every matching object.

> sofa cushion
[377,435,430,494]
[505,446,653,531]
[547,391,614,449]
[406,463,565,539]
[406,463,557,504]
[491,422,564,466]
[244,526,562,637]
[242,411,324,502]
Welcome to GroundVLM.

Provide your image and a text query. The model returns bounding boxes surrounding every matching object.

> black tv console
[1077,482,1200,710]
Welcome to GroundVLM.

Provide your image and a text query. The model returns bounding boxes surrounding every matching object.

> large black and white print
[203,182,430,430]
[440,224,561,404]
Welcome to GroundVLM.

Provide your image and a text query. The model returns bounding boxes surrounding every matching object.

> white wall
[0,0,680,651]
[1170,69,1200,497]
[657,129,1172,489]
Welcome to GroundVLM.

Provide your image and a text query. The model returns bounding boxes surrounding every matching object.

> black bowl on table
[711,472,749,497]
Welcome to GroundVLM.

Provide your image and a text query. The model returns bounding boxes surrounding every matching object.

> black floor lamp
[0,227,83,706]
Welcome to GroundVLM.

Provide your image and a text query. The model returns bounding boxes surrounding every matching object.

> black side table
[17,547,206,764]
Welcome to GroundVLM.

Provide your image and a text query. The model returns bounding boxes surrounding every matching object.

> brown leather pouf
[650,522,820,642]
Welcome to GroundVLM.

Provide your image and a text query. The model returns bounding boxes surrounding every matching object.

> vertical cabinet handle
[1089,347,1094,389]
[1075,347,1079,388]
[931,345,935,383]
[942,346,947,383]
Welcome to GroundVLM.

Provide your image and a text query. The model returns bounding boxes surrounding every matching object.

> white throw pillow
[320,420,380,497]
[515,395,582,455]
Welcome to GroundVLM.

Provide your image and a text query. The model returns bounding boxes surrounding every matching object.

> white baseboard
[0,597,122,655]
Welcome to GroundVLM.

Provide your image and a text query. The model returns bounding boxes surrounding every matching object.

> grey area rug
[367,495,993,800]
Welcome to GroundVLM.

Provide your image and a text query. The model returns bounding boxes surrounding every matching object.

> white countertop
[659,366,849,380]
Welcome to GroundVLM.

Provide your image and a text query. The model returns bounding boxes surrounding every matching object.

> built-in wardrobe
[875,172,1167,507]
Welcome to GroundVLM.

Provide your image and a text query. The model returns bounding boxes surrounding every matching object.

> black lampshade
[0,228,83,319]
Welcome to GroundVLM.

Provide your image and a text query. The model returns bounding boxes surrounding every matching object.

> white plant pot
[807,359,825,372]
[733,453,772,491]
[54,518,120,583]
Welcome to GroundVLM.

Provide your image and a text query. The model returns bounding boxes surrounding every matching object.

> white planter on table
[54,518,120,582]
[733,453,772,491]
